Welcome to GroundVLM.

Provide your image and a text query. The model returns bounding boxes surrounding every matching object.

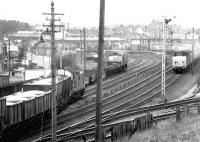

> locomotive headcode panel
[108,55,123,62]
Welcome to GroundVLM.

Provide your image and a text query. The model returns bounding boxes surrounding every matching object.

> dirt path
[166,60,200,101]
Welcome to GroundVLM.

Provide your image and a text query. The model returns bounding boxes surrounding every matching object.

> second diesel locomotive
[85,52,128,84]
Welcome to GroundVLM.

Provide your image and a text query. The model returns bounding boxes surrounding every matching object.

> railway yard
[0,2,200,142]
[1,2,200,141]
[0,50,199,142]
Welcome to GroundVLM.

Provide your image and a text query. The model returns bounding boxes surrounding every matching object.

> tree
[0,20,33,39]
[18,41,28,62]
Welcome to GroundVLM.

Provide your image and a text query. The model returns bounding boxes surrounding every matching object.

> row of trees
[0,20,32,39]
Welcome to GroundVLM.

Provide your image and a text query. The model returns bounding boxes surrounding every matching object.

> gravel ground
[120,60,200,142]
[166,60,200,102]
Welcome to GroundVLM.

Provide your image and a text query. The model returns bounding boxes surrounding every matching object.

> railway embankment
[166,73,200,102]
[123,114,200,142]
[119,59,200,142]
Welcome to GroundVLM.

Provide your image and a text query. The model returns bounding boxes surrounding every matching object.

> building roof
[10,31,125,42]
[172,33,199,40]
[9,45,19,52]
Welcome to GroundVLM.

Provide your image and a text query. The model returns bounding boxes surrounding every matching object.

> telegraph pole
[162,20,166,104]
[8,39,10,78]
[192,27,194,75]
[139,36,142,51]
[4,37,10,82]
[80,30,83,64]
[171,25,173,52]
[60,23,65,69]
[83,28,86,73]
[96,0,105,141]
[42,1,64,141]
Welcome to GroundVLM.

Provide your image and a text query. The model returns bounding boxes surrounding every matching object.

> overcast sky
[0,0,200,28]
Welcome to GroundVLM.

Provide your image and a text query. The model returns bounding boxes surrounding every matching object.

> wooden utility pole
[162,20,166,104]
[139,36,142,51]
[50,4,57,141]
[95,0,105,141]
[8,39,10,79]
[80,30,83,64]
[192,27,194,75]
[42,1,64,141]
[83,28,86,73]
[60,23,65,69]
[4,37,10,83]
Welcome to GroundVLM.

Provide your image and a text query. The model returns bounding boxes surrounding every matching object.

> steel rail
[32,65,174,142]
[28,53,162,141]
[30,56,162,141]
[84,55,159,97]
[56,73,181,141]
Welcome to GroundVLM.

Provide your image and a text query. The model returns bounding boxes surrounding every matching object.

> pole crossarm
[42,30,63,34]
[43,13,64,15]
[45,18,61,21]
[43,24,64,27]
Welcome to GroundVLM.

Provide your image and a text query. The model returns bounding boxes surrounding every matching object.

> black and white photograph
[0,0,200,141]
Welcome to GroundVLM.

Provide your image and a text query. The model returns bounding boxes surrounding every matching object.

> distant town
[1,1,200,141]
[0,19,198,85]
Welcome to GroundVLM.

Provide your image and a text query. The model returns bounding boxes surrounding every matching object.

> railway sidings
[2,51,195,142]
[21,51,177,142]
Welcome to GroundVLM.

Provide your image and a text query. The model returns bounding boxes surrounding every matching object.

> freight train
[172,44,200,73]
[0,66,85,138]
[85,52,128,84]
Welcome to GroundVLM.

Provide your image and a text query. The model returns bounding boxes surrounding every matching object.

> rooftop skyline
[0,0,200,28]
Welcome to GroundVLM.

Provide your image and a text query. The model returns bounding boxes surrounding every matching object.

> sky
[0,0,200,28]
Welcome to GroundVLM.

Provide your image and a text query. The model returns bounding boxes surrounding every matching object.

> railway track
[84,54,159,97]
[16,52,162,141]
[64,101,200,142]
[52,55,161,122]
[56,64,164,129]
[59,54,161,113]
[15,53,158,141]
[14,53,155,141]
[53,71,181,142]
[84,56,146,96]
[55,73,183,142]
[30,55,176,141]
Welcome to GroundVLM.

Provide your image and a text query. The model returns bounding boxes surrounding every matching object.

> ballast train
[0,66,85,138]
[172,44,200,73]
